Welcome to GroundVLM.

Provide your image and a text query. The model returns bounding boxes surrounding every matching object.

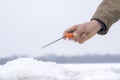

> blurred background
[0,1,120,79]
[0,0,120,59]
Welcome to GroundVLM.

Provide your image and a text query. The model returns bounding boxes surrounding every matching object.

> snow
[0,58,120,80]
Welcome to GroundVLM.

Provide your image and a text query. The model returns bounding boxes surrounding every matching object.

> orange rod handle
[64,33,74,38]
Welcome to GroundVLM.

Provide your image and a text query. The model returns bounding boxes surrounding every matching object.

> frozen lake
[0,58,120,80]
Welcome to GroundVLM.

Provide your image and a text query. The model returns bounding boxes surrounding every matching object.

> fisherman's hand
[63,20,102,44]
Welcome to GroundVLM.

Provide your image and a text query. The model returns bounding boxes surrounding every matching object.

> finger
[63,25,79,40]
[72,27,84,42]
[74,25,84,37]
[63,25,79,35]
[68,25,84,42]
[72,33,81,42]
[79,33,88,44]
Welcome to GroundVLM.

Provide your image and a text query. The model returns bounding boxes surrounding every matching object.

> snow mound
[0,58,120,80]
[0,58,65,80]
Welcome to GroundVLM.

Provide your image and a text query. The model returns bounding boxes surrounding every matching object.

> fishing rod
[41,33,74,49]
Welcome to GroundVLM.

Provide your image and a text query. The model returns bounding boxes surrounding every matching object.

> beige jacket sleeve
[92,0,120,35]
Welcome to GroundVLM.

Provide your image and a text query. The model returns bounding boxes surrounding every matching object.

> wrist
[91,18,107,35]
[90,20,102,31]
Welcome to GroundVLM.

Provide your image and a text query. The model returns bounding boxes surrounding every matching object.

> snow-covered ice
[0,58,120,80]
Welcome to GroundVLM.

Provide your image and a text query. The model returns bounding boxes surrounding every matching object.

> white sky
[0,0,120,58]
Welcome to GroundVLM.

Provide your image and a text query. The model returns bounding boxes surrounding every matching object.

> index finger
[63,25,79,35]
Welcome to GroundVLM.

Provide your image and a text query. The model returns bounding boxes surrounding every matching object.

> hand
[63,20,102,44]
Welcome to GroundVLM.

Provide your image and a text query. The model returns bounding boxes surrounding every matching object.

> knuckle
[73,35,80,42]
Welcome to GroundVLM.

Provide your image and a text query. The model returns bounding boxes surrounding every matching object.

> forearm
[92,0,120,35]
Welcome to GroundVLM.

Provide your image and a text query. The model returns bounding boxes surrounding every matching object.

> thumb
[73,32,78,37]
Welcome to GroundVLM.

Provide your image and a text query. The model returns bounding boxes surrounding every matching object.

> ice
[0,58,120,80]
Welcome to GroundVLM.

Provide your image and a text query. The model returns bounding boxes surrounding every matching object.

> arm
[63,0,120,44]
[92,0,120,35]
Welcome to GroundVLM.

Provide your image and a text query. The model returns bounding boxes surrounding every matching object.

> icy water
[0,58,120,80]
